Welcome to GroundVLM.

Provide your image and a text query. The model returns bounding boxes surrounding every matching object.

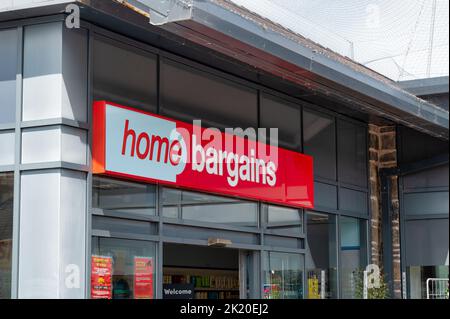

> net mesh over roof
[229,0,449,81]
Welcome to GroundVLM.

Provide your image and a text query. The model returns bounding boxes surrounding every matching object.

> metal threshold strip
[141,0,448,140]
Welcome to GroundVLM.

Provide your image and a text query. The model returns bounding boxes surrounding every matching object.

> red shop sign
[93,101,314,209]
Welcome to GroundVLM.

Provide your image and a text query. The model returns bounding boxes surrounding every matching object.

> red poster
[91,255,113,299]
[134,256,154,299]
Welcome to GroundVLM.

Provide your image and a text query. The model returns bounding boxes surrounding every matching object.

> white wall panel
[19,169,87,298]
[22,22,88,123]
[19,170,60,298]
[21,126,60,164]
[59,170,86,298]
[22,126,87,165]
[61,126,87,165]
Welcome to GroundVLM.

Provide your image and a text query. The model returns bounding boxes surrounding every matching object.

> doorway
[162,243,255,299]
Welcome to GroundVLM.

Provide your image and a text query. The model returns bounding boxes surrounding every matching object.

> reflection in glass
[92,237,156,299]
[161,188,258,227]
[407,265,449,299]
[303,110,336,180]
[0,172,13,299]
[92,37,157,112]
[306,212,338,299]
[92,216,158,236]
[337,119,367,188]
[263,252,304,299]
[92,176,156,216]
[0,29,17,124]
[265,204,303,235]
[160,59,258,130]
[339,216,367,299]
[260,94,301,151]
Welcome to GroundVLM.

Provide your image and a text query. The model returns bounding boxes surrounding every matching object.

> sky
[230,0,449,81]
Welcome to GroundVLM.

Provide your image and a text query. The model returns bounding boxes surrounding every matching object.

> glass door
[305,212,338,299]
[263,252,304,299]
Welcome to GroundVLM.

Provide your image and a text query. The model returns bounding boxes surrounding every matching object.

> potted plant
[353,268,390,299]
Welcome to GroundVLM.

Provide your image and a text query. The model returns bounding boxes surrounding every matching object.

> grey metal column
[17,21,89,299]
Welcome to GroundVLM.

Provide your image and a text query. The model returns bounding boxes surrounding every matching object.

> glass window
[314,182,337,210]
[306,212,338,299]
[0,172,13,299]
[339,188,368,216]
[303,109,336,180]
[407,265,449,299]
[404,219,449,267]
[93,37,157,113]
[0,29,18,124]
[92,216,158,237]
[337,119,367,188]
[161,188,258,227]
[160,59,258,130]
[403,164,449,189]
[404,192,449,216]
[263,252,304,299]
[264,204,303,236]
[91,237,157,299]
[339,216,368,299]
[92,176,156,217]
[260,93,301,151]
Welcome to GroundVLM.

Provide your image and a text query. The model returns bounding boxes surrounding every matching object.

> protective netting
[230,0,449,81]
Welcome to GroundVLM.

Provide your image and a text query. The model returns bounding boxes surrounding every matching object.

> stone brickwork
[368,125,401,298]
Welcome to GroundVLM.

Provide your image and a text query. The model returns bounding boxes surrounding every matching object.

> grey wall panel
[23,22,63,121]
[264,235,302,249]
[92,36,157,113]
[420,93,449,111]
[303,109,336,180]
[337,119,367,188]
[92,215,157,236]
[405,219,449,266]
[163,224,259,245]
[398,126,449,165]
[0,28,18,124]
[0,0,72,12]
[260,93,301,151]
[61,26,88,122]
[160,58,258,130]
[339,187,368,216]
[403,164,449,189]
[404,192,449,216]
[163,244,238,269]
[314,181,337,210]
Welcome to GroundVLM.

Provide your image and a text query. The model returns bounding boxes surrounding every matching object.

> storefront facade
[0,1,447,299]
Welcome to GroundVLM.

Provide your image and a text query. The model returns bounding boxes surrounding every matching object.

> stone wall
[368,125,401,298]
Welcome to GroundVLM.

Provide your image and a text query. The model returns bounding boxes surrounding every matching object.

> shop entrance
[162,243,245,299]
